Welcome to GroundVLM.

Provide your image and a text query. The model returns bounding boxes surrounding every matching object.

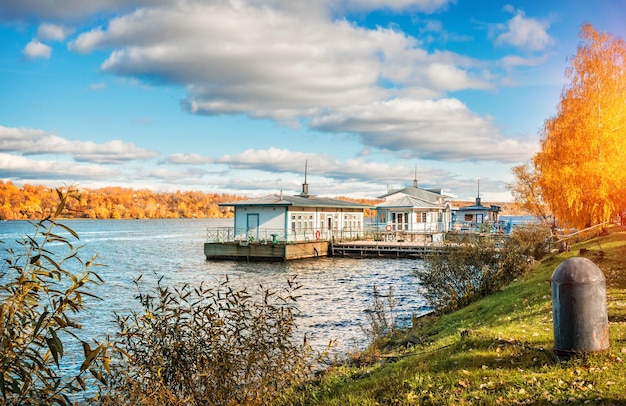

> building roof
[454,197,501,213]
[378,185,450,203]
[219,194,372,209]
[375,195,447,210]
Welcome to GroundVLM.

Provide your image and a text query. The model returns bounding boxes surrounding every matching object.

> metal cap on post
[551,257,609,357]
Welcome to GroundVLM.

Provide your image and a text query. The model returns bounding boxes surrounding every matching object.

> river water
[0,218,430,363]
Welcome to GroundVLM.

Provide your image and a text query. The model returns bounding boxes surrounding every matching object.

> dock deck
[330,241,441,258]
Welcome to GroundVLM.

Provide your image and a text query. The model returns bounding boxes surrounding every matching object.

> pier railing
[206,225,454,244]
[205,226,371,244]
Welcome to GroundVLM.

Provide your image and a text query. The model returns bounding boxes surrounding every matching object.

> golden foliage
[534,24,626,228]
[0,181,244,220]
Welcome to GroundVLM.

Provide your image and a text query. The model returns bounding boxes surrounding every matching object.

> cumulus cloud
[23,39,51,59]
[37,23,73,41]
[336,0,453,13]
[0,0,169,22]
[495,8,554,51]
[58,0,539,165]
[68,2,488,119]
[311,98,539,162]
[0,153,117,180]
[0,125,158,164]
[216,147,451,185]
[165,153,214,165]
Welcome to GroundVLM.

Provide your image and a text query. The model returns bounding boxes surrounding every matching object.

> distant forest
[0,181,382,220]
[0,181,524,221]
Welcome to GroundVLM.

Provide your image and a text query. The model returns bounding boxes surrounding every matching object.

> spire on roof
[300,160,309,197]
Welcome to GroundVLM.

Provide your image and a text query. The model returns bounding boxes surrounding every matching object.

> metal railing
[205,226,370,244]
[206,224,457,244]
[450,220,510,234]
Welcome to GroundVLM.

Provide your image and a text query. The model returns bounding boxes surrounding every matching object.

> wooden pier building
[204,180,371,261]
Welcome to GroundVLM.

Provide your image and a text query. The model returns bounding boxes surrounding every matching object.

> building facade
[375,181,453,241]
[218,184,371,243]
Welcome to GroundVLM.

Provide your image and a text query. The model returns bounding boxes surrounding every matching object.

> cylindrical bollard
[551,257,609,356]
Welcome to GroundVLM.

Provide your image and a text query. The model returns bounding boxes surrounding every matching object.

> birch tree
[534,23,626,228]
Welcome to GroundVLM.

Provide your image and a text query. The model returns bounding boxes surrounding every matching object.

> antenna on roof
[413,164,418,188]
[476,178,481,206]
[301,160,309,197]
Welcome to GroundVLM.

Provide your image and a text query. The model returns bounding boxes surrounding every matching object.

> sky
[1,1,625,201]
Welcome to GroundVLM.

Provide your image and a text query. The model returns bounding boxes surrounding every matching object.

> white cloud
[55,0,537,165]
[67,1,495,137]
[311,98,539,162]
[500,54,548,68]
[336,0,453,13]
[0,125,158,164]
[216,147,453,185]
[23,39,51,59]
[166,153,214,165]
[0,153,117,180]
[0,0,170,22]
[37,23,73,41]
[495,9,554,51]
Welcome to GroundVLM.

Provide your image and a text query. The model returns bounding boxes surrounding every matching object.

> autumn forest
[0,181,390,220]
[0,181,246,220]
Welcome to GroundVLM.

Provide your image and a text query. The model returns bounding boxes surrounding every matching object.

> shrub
[0,188,107,405]
[96,276,328,406]
[360,286,398,348]
[416,236,531,313]
[507,223,553,260]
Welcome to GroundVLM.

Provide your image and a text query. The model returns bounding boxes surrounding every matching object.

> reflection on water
[0,218,428,360]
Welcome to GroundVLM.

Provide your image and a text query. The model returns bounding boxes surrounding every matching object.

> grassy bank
[281,225,626,405]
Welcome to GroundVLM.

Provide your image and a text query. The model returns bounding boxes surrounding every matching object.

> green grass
[279,225,626,405]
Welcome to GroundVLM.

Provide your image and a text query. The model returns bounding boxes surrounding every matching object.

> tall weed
[96,276,329,406]
[360,286,398,347]
[0,187,107,405]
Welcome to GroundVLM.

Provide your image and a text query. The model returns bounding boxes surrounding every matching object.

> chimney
[300,160,309,197]
[413,164,418,188]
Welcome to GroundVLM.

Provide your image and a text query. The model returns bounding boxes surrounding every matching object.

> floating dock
[330,241,440,259]
[204,240,441,261]
[204,240,329,261]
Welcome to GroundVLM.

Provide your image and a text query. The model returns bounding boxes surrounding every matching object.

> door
[247,214,259,241]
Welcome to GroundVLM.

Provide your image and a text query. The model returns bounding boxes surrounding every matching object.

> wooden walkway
[330,241,442,259]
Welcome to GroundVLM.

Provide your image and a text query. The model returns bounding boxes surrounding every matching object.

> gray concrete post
[551,257,609,356]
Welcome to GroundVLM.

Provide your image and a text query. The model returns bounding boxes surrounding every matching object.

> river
[0,218,430,362]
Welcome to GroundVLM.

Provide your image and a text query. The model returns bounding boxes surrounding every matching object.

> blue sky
[1,0,625,201]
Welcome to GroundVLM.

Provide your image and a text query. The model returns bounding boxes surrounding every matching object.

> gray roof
[220,194,372,209]
[378,186,449,203]
[376,195,447,210]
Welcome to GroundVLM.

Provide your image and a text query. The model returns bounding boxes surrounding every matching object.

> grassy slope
[285,225,626,405]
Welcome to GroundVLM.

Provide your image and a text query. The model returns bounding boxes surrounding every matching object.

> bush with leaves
[0,188,108,405]
[95,276,328,406]
[507,222,553,261]
[415,236,531,313]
